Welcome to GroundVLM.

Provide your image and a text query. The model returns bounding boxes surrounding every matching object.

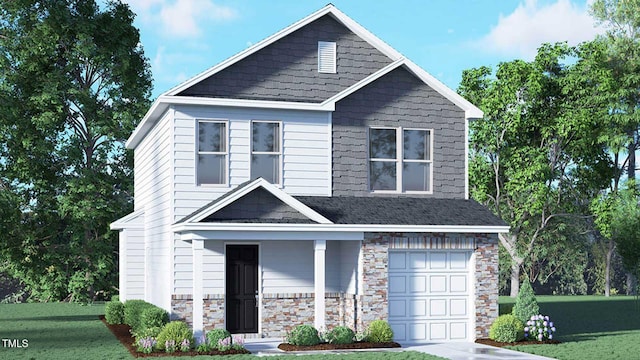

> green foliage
[0,0,151,302]
[367,320,394,343]
[512,279,540,325]
[609,181,640,276]
[326,326,355,344]
[140,307,169,332]
[489,314,524,342]
[124,300,156,334]
[156,321,194,351]
[111,295,120,302]
[206,328,231,348]
[105,301,124,325]
[133,326,163,342]
[286,325,321,346]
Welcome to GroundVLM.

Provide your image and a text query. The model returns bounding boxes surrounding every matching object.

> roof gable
[177,178,333,225]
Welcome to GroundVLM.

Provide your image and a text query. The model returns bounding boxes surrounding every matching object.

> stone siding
[474,234,499,338]
[358,234,389,331]
[203,295,225,331]
[171,294,193,327]
[261,293,315,337]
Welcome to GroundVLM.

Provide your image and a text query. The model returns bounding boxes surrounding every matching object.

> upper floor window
[369,127,432,192]
[197,120,227,185]
[251,121,281,184]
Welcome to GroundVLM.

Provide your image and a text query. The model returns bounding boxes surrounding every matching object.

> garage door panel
[429,323,447,340]
[410,299,427,317]
[391,323,406,341]
[450,298,468,316]
[429,252,447,269]
[410,275,427,293]
[450,275,467,293]
[389,252,407,270]
[410,323,428,341]
[409,252,427,269]
[450,252,468,269]
[389,275,406,294]
[429,298,446,316]
[429,275,447,292]
[389,299,407,317]
[450,322,467,340]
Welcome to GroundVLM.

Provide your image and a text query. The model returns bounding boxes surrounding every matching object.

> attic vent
[318,41,336,73]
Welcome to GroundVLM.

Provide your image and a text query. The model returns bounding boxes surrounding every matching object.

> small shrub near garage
[367,320,394,343]
[286,324,321,346]
[156,321,194,352]
[206,328,231,349]
[489,314,524,343]
[326,326,355,344]
[512,278,540,325]
[124,300,156,333]
[105,301,124,324]
[140,306,169,331]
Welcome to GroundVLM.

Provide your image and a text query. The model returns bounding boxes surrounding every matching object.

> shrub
[326,326,355,344]
[111,295,120,302]
[105,301,124,325]
[136,337,157,354]
[489,314,524,343]
[286,325,321,346]
[206,328,231,349]
[133,326,163,342]
[512,278,539,325]
[367,320,393,343]
[525,314,557,341]
[156,321,194,351]
[124,300,155,333]
[141,307,169,331]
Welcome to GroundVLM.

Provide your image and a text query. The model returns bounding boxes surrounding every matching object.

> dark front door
[226,245,258,333]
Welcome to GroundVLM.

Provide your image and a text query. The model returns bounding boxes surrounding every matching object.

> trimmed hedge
[367,320,393,343]
[105,301,125,324]
[156,321,194,351]
[326,326,355,344]
[124,300,158,334]
[141,307,169,332]
[489,314,524,343]
[286,325,320,346]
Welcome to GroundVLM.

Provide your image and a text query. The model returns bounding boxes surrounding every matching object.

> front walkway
[244,338,556,359]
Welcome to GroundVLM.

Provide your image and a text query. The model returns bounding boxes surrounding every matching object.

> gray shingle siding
[203,188,315,223]
[332,67,466,198]
[177,15,392,102]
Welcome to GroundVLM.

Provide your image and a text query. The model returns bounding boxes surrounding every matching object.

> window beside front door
[251,121,281,184]
[197,120,228,185]
[369,127,433,193]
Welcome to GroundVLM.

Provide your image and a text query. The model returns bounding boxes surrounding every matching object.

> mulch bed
[278,341,401,351]
[476,338,561,347]
[99,315,250,357]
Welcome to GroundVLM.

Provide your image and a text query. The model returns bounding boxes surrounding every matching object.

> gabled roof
[177,178,333,225]
[126,4,482,149]
[110,210,144,230]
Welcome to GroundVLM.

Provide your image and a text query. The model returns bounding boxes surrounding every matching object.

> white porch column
[192,239,204,338]
[314,239,326,330]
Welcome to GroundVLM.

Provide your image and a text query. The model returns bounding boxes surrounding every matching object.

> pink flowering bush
[524,314,557,341]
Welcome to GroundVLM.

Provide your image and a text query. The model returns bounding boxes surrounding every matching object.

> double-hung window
[369,127,432,192]
[197,120,227,185]
[251,121,281,184]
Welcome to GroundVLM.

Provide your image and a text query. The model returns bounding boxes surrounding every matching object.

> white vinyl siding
[261,241,314,293]
[318,41,336,73]
[119,227,145,300]
[203,241,225,294]
[134,111,173,309]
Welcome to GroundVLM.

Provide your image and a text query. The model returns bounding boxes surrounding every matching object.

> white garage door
[388,250,472,343]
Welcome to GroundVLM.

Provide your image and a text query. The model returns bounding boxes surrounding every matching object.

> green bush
[512,278,540,325]
[111,295,120,302]
[156,321,194,351]
[489,314,524,343]
[367,320,393,343]
[105,301,124,325]
[141,307,169,331]
[286,325,321,346]
[133,326,163,342]
[206,328,231,348]
[326,326,355,344]
[124,300,155,333]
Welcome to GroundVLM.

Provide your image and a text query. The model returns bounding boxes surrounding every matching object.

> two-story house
[111,4,508,343]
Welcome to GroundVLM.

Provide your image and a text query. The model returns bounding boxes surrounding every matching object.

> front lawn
[500,295,640,360]
[0,302,444,360]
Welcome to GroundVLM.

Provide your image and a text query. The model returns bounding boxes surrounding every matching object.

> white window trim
[368,126,434,194]
[250,120,283,186]
[196,119,229,187]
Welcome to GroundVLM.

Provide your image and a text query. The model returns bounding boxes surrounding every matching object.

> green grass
[0,303,444,360]
[499,295,640,360]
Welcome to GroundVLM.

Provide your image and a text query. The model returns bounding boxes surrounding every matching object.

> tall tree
[459,43,613,296]
[591,0,640,294]
[0,0,151,302]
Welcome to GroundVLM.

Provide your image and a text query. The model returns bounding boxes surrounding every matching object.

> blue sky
[122,0,604,99]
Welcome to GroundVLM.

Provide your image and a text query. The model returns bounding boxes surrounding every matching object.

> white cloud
[478,0,604,59]
[124,0,238,38]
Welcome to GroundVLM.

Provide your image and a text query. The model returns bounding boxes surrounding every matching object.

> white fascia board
[179,230,364,242]
[164,5,337,96]
[402,60,484,119]
[322,59,405,106]
[186,178,333,224]
[126,100,169,149]
[110,210,145,230]
[173,223,511,234]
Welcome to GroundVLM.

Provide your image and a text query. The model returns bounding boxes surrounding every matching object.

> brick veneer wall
[474,234,499,338]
